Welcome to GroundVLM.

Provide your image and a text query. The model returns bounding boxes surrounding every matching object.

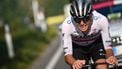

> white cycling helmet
[70,0,93,23]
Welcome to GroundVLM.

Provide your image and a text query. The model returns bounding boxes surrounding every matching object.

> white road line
[45,45,63,69]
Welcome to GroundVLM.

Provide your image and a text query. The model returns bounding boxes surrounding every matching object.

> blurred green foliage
[0,0,64,69]
[38,0,69,16]
[0,0,26,24]
[0,25,57,69]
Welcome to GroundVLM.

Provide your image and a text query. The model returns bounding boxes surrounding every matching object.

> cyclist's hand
[72,60,85,69]
[106,56,118,65]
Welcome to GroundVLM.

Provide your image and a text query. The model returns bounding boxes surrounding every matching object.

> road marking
[45,45,63,69]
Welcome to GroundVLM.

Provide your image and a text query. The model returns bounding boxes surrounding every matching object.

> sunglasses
[74,15,92,23]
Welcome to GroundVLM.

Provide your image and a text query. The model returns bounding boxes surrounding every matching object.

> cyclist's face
[76,15,93,32]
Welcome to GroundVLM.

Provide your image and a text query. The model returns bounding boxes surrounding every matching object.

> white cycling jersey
[61,11,112,56]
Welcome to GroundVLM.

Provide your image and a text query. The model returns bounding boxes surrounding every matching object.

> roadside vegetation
[0,24,57,69]
[0,0,66,69]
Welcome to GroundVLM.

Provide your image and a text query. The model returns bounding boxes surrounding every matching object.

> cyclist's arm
[63,33,75,65]
[105,49,114,58]
[100,16,114,57]
[100,16,117,64]
[64,54,76,65]
[61,19,75,65]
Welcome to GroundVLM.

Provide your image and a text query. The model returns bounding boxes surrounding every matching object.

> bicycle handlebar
[82,62,118,69]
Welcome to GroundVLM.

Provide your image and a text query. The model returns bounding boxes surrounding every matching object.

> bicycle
[82,62,119,69]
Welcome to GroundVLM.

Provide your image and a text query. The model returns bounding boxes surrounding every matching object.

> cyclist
[61,0,117,69]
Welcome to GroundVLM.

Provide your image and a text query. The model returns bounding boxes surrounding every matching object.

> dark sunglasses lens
[83,18,89,22]
[82,16,91,22]
[74,18,81,23]
[74,16,91,23]
[77,18,81,23]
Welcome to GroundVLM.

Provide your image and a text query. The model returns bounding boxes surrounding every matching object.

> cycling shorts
[72,36,106,64]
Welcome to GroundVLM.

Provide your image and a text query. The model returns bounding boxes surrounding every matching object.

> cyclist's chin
[81,29,87,32]
[78,26,88,32]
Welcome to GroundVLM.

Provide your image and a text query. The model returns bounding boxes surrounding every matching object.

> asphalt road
[44,32,71,69]
[54,53,71,69]
[28,33,70,69]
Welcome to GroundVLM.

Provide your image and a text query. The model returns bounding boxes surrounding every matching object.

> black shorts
[72,36,106,64]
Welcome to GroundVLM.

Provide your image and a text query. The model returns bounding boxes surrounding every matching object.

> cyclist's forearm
[105,49,115,58]
[64,54,76,65]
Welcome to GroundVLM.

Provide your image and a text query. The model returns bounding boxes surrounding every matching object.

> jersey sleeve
[100,16,112,49]
[61,19,73,56]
